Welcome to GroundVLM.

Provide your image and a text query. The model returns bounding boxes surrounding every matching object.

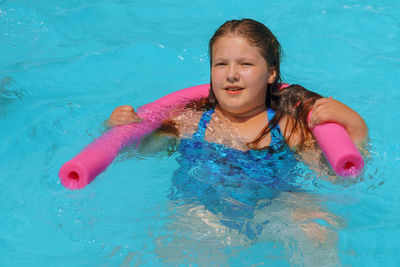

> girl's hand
[308,97,368,144]
[107,105,142,127]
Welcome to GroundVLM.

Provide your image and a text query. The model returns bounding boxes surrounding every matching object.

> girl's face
[211,36,276,116]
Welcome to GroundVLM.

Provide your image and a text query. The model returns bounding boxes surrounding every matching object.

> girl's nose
[226,65,239,83]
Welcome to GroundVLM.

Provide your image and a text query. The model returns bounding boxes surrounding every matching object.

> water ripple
[0,76,28,118]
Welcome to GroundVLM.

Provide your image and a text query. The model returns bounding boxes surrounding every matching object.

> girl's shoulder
[278,114,316,151]
[278,114,302,149]
[171,108,205,138]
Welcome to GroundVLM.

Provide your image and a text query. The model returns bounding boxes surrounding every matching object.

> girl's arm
[275,84,368,150]
[106,105,201,154]
[107,105,178,154]
[308,97,368,145]
[279,97,369,176]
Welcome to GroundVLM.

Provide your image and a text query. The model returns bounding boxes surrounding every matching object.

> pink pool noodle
[59,84,210,189]
[59,83,364,189]
[308,111,364,176]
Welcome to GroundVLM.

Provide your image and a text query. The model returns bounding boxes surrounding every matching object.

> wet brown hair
[249,84,322,150]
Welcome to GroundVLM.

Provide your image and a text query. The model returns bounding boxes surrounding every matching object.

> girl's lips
[225,86,244,95]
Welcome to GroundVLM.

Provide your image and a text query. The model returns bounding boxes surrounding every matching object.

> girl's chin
[217,104,249,115]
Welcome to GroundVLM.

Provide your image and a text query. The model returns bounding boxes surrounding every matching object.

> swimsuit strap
[193,108,283,145]
[267,108,283,147]
[193,109,215,139]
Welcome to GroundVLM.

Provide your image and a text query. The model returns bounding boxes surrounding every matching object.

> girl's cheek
[211,70,224,84]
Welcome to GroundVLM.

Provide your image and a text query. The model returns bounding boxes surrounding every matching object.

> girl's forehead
[214,35,252,47]
[212,36,263,58]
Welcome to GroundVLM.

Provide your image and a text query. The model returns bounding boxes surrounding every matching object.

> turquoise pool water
[1,0,400,266]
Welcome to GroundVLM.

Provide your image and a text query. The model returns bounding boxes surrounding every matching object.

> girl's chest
[203,114,272,150]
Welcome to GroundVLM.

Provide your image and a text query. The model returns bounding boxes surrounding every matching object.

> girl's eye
[242,62,253,66]
[214,62,226,66]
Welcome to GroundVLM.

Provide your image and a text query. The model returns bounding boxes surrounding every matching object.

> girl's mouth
[225,87,244,95]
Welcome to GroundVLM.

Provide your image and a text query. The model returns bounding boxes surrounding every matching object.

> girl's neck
[205,104,271,150]
[215,104,268,124]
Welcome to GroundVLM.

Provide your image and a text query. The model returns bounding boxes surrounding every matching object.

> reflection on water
[155,192,344,266]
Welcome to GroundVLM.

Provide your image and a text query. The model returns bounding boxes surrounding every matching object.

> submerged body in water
[153,108,342,266]
[169,108,300,239]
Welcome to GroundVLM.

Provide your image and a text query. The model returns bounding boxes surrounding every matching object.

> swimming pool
[1,0,399,266]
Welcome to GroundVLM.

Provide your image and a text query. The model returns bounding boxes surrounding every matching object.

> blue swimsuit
[168,108,299,239]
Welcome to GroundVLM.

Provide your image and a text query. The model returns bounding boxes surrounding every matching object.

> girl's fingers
[108,117,143,126]
[118,105,135,112]
[313,97,332,109]
[108,105,142,126]
[310,109,330,127]
[113,114,142,123]
[308,114,319,128]
[116,110,138,117]
[309,98,333,127]
[310,97,346,128]
[308,111,317,128]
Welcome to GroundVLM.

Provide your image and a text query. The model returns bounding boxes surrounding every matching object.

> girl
[108,19,367,153]
[108,19,367,265]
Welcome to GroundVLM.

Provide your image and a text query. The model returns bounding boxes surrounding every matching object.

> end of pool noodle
[59,84,210,189]
[59,84,364,189]
[307,111,364,176]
